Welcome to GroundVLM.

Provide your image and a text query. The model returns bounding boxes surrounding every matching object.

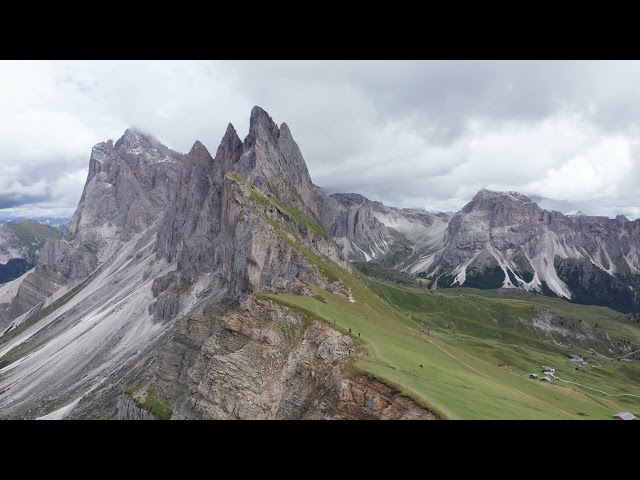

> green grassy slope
[263,280,640,419]
[242,172,640,419]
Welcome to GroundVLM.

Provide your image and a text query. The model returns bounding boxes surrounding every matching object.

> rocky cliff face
[157,106,345,301]
[0,107,434,420]
[155,296,435,420]
[66,128,183,258]
[0,129,183,334]
[317,191,449,267]
[218,174,344,299]
[408,189,640,312]
[317,193,390,262]
[236,107,320,218]
[156,126,242,277]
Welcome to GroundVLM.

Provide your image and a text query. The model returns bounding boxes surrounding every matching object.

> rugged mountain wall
[150,296,435,420]
[156,126,242,277]
[317,193,390,262]
[236,108,320,218]
[409,189,640,312]
[65,128,183,257]
[218,173,344,299]
[0,106,434,420]
[0,129,183,333]
[317,191,449,266]
[157,106,345,300]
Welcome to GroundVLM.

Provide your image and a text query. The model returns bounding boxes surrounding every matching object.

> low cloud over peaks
[1,60,639,220]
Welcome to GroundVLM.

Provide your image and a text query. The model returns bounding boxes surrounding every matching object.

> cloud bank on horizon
[1,60,639,220]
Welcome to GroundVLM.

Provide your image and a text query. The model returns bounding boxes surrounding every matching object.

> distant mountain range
[320,188,640,313]
[0,220,63,285]
[0,217,69,229]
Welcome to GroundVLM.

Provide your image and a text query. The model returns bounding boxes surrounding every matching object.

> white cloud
[0,60,639,220]
[525,136,631,201]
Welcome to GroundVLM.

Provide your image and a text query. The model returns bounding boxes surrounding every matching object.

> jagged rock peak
[616,214,630,222]
[115,126,157,149]
[224,122,238,138]
[566,209,586,217]
[217,123,243,155]
[90,140,114,162]
[473,189,534,204]
[88,140,114,180]
[250,105,276,127]
[245,105,280,148]
[279,122,294,139]
[189,140,210,155]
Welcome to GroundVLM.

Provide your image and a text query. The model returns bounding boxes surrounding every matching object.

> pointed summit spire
[114,126,164,151]
[188,140,210,156]
[221,123,241,146]
[250,105,273,124]
[214,122,243,173]
[245,106,280,149]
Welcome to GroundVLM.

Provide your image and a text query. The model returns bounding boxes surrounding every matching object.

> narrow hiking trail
[556,377,640,399]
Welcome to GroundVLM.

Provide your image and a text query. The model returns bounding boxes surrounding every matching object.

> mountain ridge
[0,106,394,420]
[0,106,639,420]
[404,187,640,312]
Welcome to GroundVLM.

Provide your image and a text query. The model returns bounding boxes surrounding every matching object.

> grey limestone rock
[163,297,437,420]
[66,128,183,255]
[410,189,640,312]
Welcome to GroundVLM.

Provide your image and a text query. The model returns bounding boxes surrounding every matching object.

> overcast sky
[1,60,639,220]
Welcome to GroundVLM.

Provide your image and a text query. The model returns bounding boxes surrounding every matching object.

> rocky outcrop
[336,374,438,420]
[0,263,67,331]
[38,240,97,281]
[117,395,158,420]
[162,296,437,420]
